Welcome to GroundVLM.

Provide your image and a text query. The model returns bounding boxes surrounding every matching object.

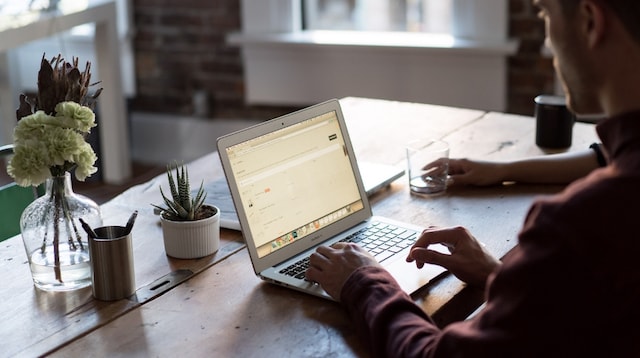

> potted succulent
[153,162,220,259]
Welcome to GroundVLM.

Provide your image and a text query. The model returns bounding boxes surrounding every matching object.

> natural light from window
[303,0,452,34]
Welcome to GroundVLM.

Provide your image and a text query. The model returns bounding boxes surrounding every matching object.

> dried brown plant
[16,54,102,121]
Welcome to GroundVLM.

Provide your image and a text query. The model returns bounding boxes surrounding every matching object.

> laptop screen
[224,110,364,259]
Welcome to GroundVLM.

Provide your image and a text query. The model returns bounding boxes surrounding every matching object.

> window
[303,0,452,34]
[232,0,516,111]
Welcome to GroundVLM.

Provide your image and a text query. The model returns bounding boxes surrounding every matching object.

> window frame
[241,0,509,41]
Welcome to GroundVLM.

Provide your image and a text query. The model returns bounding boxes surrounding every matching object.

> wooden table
[0,0,131,184]
[0,97,599,357]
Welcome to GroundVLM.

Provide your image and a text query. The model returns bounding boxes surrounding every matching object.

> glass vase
[20,172,102,291]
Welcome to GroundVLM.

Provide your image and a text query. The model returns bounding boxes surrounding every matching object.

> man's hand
[306,242,382,300]
[406,226,501,287]
[426,158,505,187]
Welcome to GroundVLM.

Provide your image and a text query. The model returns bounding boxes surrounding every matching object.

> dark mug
[534,95,575,149]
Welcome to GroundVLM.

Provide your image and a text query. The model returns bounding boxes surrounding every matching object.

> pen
[79,218,97,239]
[125,210,138,234]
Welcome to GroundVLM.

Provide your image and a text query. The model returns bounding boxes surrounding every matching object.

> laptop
[360,161,404,196]
[199,161,404,231]
[217,99,447,300]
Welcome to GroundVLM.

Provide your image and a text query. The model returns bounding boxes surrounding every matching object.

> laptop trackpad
[385,247,448,295]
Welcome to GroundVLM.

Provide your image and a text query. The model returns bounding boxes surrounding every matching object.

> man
[306,1,640,356]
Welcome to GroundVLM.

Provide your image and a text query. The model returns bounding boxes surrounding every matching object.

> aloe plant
[153,163,211,221]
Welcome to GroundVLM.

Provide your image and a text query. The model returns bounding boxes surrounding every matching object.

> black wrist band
[589,143,607,167]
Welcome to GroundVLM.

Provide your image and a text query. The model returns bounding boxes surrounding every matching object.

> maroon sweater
[341,111,640,357]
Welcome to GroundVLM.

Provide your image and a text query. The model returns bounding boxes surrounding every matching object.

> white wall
[238,39,511,110]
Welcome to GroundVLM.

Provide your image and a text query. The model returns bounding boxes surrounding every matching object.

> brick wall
[130,0,554,119]
[508,0,556,115]
[131,0,299,120]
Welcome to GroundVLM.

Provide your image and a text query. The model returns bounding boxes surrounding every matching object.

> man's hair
[559,1,640,45]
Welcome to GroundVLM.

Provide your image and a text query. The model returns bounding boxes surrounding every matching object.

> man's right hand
[406,226,501,287]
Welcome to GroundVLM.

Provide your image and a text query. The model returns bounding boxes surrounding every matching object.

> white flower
[8,101,98,186]
[55,102,96,133]
[7,140,51,187]
[74,142,99,181]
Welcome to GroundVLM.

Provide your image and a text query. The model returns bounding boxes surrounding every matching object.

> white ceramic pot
[160,205,220,259]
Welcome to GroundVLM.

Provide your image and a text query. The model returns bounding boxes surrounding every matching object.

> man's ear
[579,0,606,48]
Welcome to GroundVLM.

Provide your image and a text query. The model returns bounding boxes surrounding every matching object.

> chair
[0,144,43,241]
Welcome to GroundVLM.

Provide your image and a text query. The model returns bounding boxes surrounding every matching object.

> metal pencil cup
[89,226,136,301]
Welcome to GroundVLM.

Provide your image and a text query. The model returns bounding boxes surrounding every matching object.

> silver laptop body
[217,99,446,300]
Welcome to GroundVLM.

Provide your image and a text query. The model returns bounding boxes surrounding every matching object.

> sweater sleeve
[341,266,443,358]
[339,266,515,357]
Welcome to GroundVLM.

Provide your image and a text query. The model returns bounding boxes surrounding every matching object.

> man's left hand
[306,242,382,300]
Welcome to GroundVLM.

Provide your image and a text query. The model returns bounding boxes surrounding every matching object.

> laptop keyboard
[278,221,417,280]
